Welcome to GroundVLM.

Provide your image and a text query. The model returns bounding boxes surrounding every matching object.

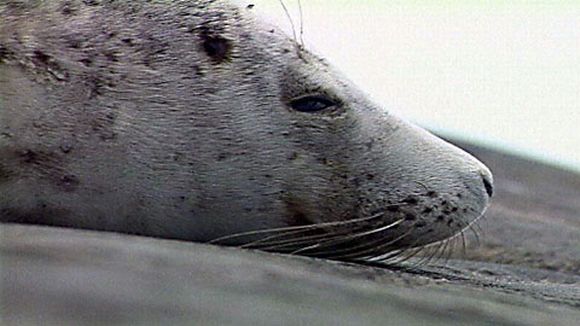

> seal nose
[481,172,494,197]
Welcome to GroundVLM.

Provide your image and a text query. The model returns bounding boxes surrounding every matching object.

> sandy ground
[1,142,579,325]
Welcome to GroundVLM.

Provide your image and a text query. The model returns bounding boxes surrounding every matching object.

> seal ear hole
[289,95,337,113]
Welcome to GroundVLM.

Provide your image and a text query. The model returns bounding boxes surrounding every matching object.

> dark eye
[289,95,337,113]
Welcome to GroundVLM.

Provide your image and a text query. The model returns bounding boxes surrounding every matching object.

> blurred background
[245,0,580,173]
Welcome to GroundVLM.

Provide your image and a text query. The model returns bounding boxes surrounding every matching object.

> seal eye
[290,95,337,113]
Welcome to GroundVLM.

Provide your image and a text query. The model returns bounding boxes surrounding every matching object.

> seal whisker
[297,0,305,48]
[468,218,484,248]
[278,0,298,49]
[440,236,458,265]
[456,214,482,250]
[390,246,432,265]
[329,226,417,260]
[432,241,449,264]
[290,218,405,256]
[238,215,385,250]
[238,228,323,249]
[250,226,363,251]
[400,211,486,266]
[446,237,458,263]
[439,239,454,261]
[407,249,432,267]
[409,242,446,267]
[372,247,419,264]
[209,213,385,245]
[257,224,368,248]
[374,231,447,265]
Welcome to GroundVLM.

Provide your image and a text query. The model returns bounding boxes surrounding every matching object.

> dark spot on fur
[403,196,418,205]
[217,153,228,161]
[59,174,80,192]
[200,29,232,64]
[452,207,458,212]
[61,6,73,15]
[105,51,118,62]
[288,152,299,161]
[386,206,399,213]
[83,0,100,6]
[60,1,76,15]
[122,38,136,47]
[427,191,437,198]
[32,50,68,81]
[441,200,448,206]
[422,207,433,214]
[67,38,82,49]
[415,221,427,228]
[365,140,375,150]
[366,173,375,180]
[247,4,255,9]
[19,150,39,164]
[404,213,416,221]
[456,193,463,198]
[0,45,9,63]
[437,215,445,221]
[98,132,117,141]
[59,143,73,154]
[80,57,94,67]
[33,50,50,65]
[447,218,455,226]
[192,64,205,77]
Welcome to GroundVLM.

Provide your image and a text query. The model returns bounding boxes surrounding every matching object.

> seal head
[0,0,492,260]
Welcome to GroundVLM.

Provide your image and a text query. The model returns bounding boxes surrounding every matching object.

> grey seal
[0,0,493,260]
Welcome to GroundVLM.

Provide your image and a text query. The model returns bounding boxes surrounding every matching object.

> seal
[0,0,493,261]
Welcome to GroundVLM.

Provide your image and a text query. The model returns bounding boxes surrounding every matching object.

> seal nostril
[481,175,493,197]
